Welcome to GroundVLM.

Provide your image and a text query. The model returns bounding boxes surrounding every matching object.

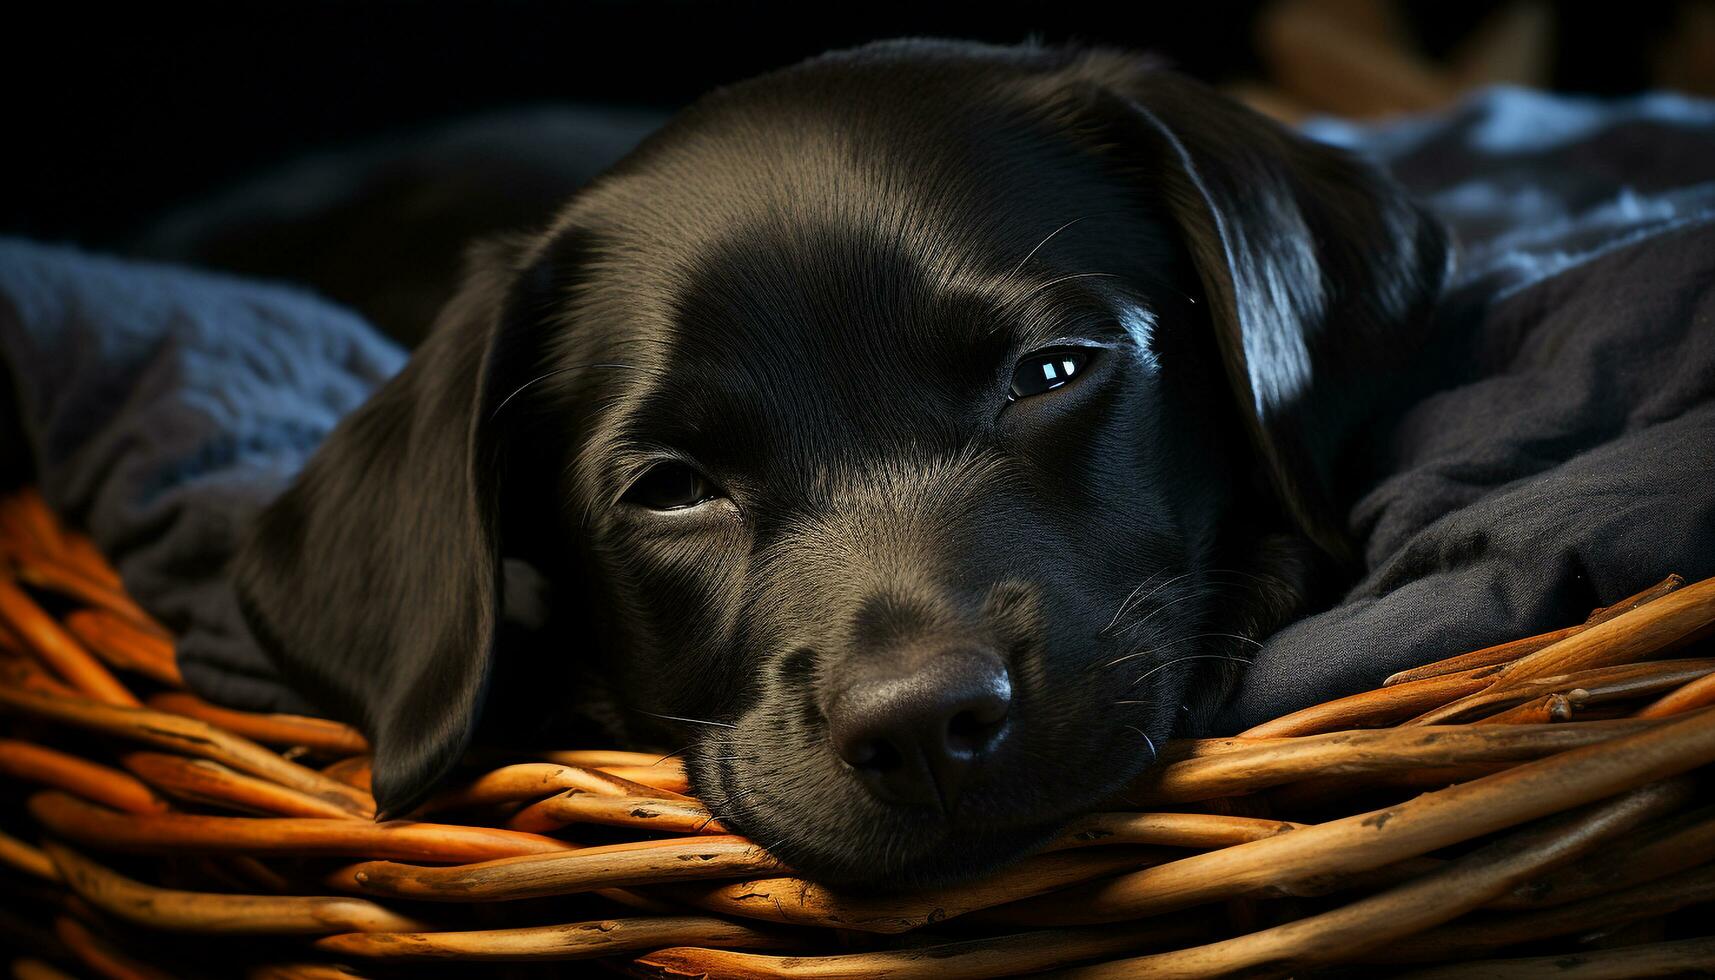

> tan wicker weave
[1,488,1713,978]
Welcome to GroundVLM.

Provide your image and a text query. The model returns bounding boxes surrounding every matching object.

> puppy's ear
[234,236,559,817]
[1069,55,1450,561]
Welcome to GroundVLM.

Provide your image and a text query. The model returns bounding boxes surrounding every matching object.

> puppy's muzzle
[825,645,1013,812]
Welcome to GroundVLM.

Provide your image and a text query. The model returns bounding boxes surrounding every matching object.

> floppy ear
[234,237,556,817]
[1069,55,1450,562]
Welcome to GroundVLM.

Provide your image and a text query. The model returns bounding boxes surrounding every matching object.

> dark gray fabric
[0,241,403,712]
[0,88,1711,730]
[1219,89,1715,729]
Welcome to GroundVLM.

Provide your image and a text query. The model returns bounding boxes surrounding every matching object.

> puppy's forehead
[556,65,1151,332]
[552,58,1178,484]
[652,219,1010,451]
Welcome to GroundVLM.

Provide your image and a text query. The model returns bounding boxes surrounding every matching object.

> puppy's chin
[697,744,1164,891]
[727,803,1069,892]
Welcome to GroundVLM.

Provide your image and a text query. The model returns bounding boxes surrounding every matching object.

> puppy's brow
[1006,216,1089,280]
[1018,271,1122,303]
[983,282,1136,356]
[489,361,634,419]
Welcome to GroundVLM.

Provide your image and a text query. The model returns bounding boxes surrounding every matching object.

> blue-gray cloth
[1,88,1712,731]
[1218,90,1715,728]
[0,246,401,712]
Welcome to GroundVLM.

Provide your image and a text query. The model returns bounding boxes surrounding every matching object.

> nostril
[945,665,1012,755]
[946,706,1006,755]
[826,646,1014,810]
[845,736,903,772]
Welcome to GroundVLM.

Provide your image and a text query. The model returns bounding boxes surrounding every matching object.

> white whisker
[1129,654,1255,688]
[1020,271,1121,302]
[1008,216,1087,280]
[1101,568,1170,635]
[489,361,633,419]
[1100,632,1262,670]
[1114,586,1221,638]
[1123,725,1159,763]
[1101,569,1194,637]
[633,709,738,730]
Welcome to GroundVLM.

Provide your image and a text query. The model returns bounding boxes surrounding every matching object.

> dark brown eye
[1010,349,1090,401]
[623,463,718,511]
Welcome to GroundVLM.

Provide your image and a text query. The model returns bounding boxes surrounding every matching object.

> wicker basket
[2,488,1713,979]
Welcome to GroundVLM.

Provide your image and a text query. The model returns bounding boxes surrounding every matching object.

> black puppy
[233,40,1447,887]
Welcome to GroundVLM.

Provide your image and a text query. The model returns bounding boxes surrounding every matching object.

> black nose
[826,646,1013,811]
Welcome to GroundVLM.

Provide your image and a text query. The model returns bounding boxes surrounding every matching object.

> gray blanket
[0,247,400,713]
[2,87,1712,733]
[1219,89,1715,727]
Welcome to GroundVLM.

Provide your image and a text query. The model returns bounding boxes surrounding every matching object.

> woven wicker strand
[44,841,432,935]
[1,489,1713,978]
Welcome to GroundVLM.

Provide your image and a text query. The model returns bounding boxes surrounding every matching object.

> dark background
[2,1,1703,248]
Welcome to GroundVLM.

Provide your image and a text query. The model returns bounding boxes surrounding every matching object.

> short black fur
[233,40,1447,885]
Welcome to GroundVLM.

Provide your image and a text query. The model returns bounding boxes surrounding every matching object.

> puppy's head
[235,41,1446,886]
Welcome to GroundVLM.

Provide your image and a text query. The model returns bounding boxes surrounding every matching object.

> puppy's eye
[1010,349,1091,401]
[623,463,719,511]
